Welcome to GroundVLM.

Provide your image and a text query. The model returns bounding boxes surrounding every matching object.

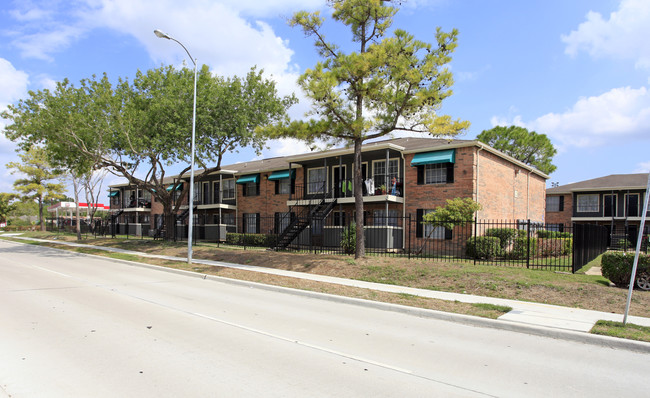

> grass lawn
[3,231,650,340]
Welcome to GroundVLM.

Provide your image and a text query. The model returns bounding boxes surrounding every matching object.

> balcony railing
[291,177,403,201]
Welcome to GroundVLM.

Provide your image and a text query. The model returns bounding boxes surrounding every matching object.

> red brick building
[109,137,548,248]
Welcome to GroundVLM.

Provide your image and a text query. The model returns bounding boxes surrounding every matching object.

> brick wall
[545,194,573,226]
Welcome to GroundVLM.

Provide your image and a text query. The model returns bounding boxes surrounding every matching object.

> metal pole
[623,172,650,324]
[154,29,197,265]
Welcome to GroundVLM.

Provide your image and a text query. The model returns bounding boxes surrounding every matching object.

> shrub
[466,236,503,259]
[537,230,572,239]
[226,233,275,247]
[537,238,573,257]
[601,251,650,287]
[485,228,522,249]
[508,237,538,260]
[340,223,356,254]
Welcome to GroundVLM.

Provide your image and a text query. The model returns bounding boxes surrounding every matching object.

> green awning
[236,174,260,185]
[411,149,455,166]
[268,169,295,181]
[108,191,120,197]
[166,183,183,191]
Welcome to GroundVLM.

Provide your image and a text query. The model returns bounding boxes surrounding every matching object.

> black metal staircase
[274,191,337,250]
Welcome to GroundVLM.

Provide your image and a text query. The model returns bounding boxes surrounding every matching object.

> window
[275,212,293,233]
[373,159,399,188]
[277,178,291,195]
[626,194,639,217]
[416,209,451,239]
[603,194,617,217]
[222,179,235,200]
[244,181,259,197]
[417,163,454,185]
[576,194,599,213]
[243,213,259,234]
[308,167,326,194]
[222,213,235,225]
[424,163,447,184]
[373,210,399,227]
[546,196,564,212]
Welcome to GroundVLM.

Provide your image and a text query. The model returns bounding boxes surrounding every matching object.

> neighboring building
[546,173,650,246]
[109,137,548,248]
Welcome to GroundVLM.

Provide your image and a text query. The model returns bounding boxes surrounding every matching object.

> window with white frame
[423,209,446,239]
[424,163,447,184]
[307,167,326,194]
[222,179,235,200]
[576,194,599,213]
[373,159,399,188]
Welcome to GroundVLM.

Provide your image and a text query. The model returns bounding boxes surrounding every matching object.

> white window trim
[307,167,328,194]
[222,178,235,200]
[576,194,599,213]
[624,193,640,216]
[371,158,400,178]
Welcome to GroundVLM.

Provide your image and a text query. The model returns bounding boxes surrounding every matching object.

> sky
[1,0,649,197]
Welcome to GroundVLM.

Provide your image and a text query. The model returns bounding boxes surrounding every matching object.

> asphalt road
[0,239,647,397]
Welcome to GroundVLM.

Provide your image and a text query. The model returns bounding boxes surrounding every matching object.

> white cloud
[635,161,650,173]
[562,0,650,69]
[0,58,29,108]
[263,138,313,158]
[492,86,650,149]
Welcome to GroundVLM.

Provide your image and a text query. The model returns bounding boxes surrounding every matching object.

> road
[0,239,647,397]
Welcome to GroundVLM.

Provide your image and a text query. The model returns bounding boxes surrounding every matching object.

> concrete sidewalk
[6,235,650,351]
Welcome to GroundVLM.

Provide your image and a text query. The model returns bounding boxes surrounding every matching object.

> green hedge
[508,237,538,260]
[601,251,650,287]
[537,238,572,257]
[485,228,522,249]
[466,236,503,259]
[226,233,276,247]
[537,230,572,239]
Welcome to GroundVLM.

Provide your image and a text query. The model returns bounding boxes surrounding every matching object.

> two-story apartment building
[109,137,548,250]
[546,173,650,246]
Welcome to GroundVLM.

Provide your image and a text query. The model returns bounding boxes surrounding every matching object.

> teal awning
[236,174,260,185]
[166,183,182,191]
[108,191,120,197]
[268,169,295,181]
[411,149,455,166]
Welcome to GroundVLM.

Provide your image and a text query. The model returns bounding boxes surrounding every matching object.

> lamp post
[154,29,198,265]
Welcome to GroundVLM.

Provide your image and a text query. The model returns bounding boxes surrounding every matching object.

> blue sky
[1,0,649,196]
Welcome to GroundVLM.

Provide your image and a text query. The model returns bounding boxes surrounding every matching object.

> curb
[4,237,650,353]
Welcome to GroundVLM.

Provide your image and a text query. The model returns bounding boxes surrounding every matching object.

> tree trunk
[38,198,45,232]
[353,138,365,258]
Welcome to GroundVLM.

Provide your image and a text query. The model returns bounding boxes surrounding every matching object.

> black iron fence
[46,214,614,273]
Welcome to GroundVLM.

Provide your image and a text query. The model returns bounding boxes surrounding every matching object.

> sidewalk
[6,235,650,351]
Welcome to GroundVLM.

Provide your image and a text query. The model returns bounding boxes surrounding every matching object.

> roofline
[284,142,406,162]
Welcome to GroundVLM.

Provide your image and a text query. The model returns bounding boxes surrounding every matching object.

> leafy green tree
[2,65,295,236]
[476,126,557,174]
[6,147,66,231]
[422,198,481,231]
[0,193,18,224]
[264,0,468,258]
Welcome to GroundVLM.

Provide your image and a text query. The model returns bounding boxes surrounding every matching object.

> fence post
[526,219,531,269]
[473,217,478,266]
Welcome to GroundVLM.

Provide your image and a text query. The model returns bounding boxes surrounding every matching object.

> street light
[154,29,198,265]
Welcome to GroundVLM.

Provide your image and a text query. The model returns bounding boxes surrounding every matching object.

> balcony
[289,177,404,206]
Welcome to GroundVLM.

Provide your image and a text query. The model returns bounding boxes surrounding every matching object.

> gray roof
[547,173,650,194]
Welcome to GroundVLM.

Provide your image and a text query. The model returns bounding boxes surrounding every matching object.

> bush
[508,237,538,260]
[485,228,522,249]
[537,238,572,257]
[340,223,356,254]
[537,230,572,239]
[601,251,650,287]
[466,236,503,259]
[226,233,275,247]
